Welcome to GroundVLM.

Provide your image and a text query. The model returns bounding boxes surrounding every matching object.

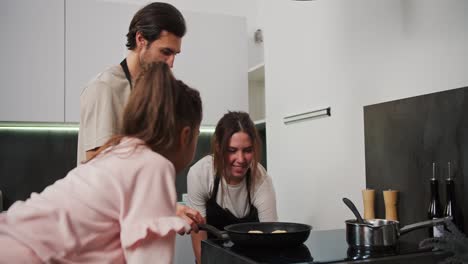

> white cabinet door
[65,1,248,125]
[65,0,138,122]
[0,0,64,122]
[174,235,195,263]
[173,12,248,125]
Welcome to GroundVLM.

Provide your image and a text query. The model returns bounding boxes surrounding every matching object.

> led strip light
[0,122,216,133]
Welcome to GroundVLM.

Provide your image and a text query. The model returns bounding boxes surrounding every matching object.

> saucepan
[343,197,452,248]
[199,222,312,248]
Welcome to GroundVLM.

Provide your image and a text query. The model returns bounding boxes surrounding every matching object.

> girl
[187,111,277,263]
[0,62,202,263]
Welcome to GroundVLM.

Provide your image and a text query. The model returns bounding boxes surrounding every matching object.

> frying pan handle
[399,216,452,235]
[198,224,230,240]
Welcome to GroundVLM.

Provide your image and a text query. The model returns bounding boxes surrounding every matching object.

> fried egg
[271,230,287,234]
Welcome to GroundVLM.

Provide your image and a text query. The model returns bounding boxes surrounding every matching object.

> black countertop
[201,229,452,264]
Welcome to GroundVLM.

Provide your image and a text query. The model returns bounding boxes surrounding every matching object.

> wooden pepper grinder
[362,189,375,219]
[383,189,399,221]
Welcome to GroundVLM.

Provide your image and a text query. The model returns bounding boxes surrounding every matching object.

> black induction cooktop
[201,229,452,264]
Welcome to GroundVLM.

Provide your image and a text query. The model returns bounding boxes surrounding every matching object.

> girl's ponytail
[123,62,202,153]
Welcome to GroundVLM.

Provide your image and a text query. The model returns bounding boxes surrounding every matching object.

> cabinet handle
[283,107,331,125]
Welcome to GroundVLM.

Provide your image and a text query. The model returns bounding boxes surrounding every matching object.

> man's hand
[176,204,205,234]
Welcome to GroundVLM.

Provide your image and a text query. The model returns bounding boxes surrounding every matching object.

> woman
[0,62,202,263]
[187,111,277,263]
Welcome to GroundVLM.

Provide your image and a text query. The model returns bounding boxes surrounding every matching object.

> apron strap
[210,176,221,202]
[245,170,253,205]
[120,58,132,88]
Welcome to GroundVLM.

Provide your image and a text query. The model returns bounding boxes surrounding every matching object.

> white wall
[260,0,468,230]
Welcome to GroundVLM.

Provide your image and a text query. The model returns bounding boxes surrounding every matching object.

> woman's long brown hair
[86,62,202,161]
[211,111,262,196]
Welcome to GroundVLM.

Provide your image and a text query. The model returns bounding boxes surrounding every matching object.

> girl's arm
[120,155,189,263]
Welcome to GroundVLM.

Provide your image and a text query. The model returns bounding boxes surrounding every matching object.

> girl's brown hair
[211,111,262,190]
[87,62,202,161]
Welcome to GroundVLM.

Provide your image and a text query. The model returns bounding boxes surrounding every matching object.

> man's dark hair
[126,2,186,50]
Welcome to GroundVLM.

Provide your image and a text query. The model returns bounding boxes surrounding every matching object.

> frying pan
[199,222,312,247]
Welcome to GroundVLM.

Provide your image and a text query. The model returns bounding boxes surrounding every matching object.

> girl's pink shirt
[0,138,189,263]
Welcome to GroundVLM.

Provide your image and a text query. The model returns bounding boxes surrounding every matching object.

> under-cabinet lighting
[0,122,79,132]
[0,122,216,134]
[199,126,215,134]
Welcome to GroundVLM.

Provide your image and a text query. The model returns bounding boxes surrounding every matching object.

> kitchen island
[201,229,451,263]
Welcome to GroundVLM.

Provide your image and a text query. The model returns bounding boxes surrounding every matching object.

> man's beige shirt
[77,65,131,164]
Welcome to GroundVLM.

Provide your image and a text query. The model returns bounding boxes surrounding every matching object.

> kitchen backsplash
[0,126,77,210]
[0,122,267,209]
[364,86,468,241]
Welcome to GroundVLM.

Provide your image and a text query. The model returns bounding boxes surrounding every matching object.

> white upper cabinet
[65,1,248,125]
[172,12,248,125]
[0,0,248,124]
[65,0,138,122]
[0,0,65,122]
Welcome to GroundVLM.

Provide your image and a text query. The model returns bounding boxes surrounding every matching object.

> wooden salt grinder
[362,189,375,219]
[383,189,399,221]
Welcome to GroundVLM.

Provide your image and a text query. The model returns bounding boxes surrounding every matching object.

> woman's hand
[176,204,206,234]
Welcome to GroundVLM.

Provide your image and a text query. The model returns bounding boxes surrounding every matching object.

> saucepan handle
[399,216,452,235]
[198,224,230,240]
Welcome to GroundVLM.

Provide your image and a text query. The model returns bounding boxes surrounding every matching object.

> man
[77,2,204,230]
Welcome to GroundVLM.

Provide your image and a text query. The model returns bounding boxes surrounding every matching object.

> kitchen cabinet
[64,0,138,123]
[248,63,265,121]
[175,235,195,263]
[65,0,249,125]
[0,0,65,122]
[171,11,248,125]
[1,0,248,124]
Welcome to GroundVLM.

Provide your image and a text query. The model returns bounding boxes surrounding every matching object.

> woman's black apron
[205,174,259,233]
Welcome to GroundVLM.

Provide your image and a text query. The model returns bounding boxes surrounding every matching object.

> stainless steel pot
[345,217,451,248]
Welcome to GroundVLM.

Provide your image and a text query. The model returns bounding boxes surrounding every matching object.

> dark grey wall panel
[364,87,467,241]
[175,133,212,201]
[0,130,213,208]
[0,130,77,210]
